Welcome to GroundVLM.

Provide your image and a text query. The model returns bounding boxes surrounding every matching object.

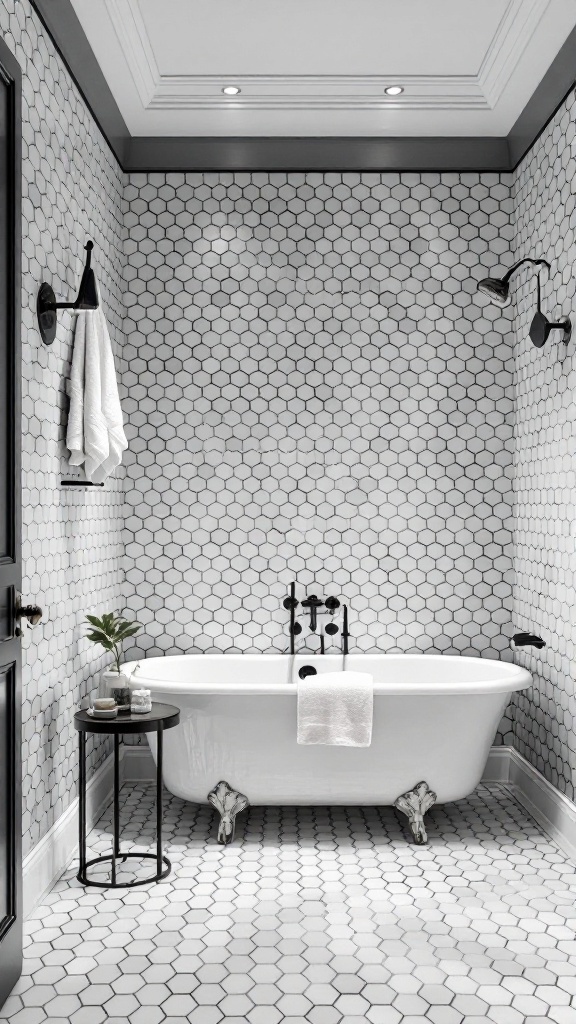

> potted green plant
[85,612,141,700]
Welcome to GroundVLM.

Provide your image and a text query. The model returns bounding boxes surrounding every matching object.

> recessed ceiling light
[222,86,241,96]
[384,85,404,96]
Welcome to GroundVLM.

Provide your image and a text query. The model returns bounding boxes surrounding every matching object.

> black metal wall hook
[37,241,99,345]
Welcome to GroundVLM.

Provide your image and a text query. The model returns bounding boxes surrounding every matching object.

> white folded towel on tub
[297,671,373,747]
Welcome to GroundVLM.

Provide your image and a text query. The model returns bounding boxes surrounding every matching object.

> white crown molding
[479,0,551,107]
[104,0,159,106]
[147,77,488,112]
[104,0,552,114]
[148,76,486,112]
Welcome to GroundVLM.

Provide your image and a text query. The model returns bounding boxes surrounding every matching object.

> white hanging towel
[66,287,127,483]
[297,671,373,747]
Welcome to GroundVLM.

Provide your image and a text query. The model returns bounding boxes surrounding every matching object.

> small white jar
[131,688,152,714]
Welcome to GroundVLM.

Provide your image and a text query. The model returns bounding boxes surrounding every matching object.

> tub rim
[122,653,532,697]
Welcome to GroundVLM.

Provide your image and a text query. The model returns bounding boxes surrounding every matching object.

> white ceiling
[70,0,576,137]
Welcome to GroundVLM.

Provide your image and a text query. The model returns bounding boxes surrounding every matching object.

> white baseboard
[22,742,576,917]
[22,752,115,918]
[483,745,512,783]
[505,747,576,863]
[22,746,151,917]
[122,743,156,781]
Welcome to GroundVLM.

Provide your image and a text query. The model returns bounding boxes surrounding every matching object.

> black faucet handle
[325,596,340,612]
[283,596,299,610]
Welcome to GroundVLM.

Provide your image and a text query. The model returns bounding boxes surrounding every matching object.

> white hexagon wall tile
[511,89,576,801]
[0,0,127,858]
[121,171,516,700]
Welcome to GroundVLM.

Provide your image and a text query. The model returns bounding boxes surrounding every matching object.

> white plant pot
[101,669,130,701]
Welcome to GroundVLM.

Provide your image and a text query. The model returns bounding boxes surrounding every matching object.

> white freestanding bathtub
[123,653,530,843]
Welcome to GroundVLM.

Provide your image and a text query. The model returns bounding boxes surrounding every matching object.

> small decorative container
[131,688,152,714]
[112,686,131,711]
[101,669,130,700]
[89,706,118,719]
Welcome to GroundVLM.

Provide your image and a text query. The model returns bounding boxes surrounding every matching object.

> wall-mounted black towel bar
[37,241,99,346]
[60,480,104,487]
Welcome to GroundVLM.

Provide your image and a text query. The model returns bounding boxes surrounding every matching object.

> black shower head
[477,276,511,307]
[476,257,550,308]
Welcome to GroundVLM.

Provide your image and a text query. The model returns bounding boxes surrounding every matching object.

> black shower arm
[501,257,550,285]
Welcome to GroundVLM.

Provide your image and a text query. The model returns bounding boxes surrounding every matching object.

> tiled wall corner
[511,92,576,800]
[121,171,516,693]
[1,0,126,856]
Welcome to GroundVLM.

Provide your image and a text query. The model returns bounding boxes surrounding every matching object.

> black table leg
[112,734,120,884]
[157,727,163,877]
[77,732,86,882]
[76,720,172,888]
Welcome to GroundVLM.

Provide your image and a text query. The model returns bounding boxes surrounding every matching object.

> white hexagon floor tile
[3,782,576,1024]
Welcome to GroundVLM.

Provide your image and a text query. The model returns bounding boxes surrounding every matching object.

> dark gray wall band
[29,0,128,164]
[24,0,576,173]
[125,135,511,173]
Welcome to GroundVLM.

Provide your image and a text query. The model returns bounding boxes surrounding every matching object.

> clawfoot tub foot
[394,781,437,844]
[207,781,249,845]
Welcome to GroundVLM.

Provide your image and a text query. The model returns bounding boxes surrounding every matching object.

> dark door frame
[0,31,22,1008]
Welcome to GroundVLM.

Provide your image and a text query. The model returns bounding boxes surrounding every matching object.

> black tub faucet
[512,633,546,650]
[283,582,301,655]
[283,585,345,653]
[302,594,324,632]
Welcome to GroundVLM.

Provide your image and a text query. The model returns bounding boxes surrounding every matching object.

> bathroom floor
[2,784,576,1024]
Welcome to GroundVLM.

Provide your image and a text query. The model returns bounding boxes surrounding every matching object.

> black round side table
[74,702,180,888]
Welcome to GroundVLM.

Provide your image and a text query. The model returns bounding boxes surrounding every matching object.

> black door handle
[16,599,43,626]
